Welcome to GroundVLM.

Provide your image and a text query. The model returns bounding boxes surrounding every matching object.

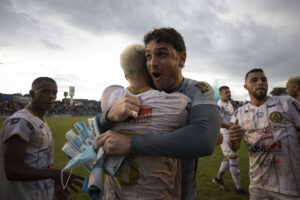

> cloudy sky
[0,0,299,101]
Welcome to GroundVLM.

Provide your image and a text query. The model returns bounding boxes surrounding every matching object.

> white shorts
[221,134,238,158]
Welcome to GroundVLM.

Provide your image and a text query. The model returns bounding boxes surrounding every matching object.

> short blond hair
[288,74,300,88]
[120,43,146,79]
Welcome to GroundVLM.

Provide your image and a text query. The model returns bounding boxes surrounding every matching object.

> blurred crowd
[0,101,102,117]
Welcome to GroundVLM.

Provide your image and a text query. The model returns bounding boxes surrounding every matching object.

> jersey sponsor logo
[292,101,300,115]
[269,111,283,123]
[9,118,20,125]
[257,126,277,135]
[248,141,282,153]
[39,122,45,129]
[256,112,264,119]
[258,158,280,167]
[245,108,254,113]
[267,101,280,108]
[132,107,152,124]
[245,119,251,125]
[26,122,34,130]
[195,82,210,93]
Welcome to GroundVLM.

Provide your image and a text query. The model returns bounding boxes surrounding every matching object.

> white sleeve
[100,85,126,111]
[230,109,239,125]
[219,104,225,118]
[2,118,33,143]
[284,96,300,128]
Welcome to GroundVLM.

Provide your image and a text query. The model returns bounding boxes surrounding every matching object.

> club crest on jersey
[195,82,210,93]
[269,111,283,123]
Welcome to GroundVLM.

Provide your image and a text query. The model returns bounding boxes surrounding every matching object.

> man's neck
[221,99,229,103]
[166,77,184,93]
[26,104,45,121]
[250,96,269,107]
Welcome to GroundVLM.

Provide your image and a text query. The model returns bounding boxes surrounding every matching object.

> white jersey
[231,96,300,196]
[101,85,191,200]
[0,109,55,200]
[218,100,234,135]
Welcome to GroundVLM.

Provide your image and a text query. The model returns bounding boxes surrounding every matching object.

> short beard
[252,91,267,100]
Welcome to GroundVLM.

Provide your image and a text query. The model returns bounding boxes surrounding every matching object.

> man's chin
[253,93,267,100]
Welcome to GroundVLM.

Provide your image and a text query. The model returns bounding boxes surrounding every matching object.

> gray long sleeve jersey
[97,77,220,200]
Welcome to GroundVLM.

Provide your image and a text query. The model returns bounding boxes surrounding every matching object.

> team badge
[195,82,210,93]
[269,111,283,123]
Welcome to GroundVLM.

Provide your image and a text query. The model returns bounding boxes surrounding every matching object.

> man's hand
[95,130,131,156]
[54,169,84,199]
[228,119,244,151]
[107,94,142,122]
[54,184,69,200]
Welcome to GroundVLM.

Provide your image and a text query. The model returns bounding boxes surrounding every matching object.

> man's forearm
[131,104,220,159]
[5,163,60,182]
[96,109,115,133]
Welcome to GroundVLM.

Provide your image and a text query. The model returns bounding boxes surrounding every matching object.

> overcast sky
[1,0,299,101]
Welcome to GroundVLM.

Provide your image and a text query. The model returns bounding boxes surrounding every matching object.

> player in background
[0,77,83,200]
[212,86,248,194]
[229,68,300,200]
[286,74,300,103]
[286,74,300,140]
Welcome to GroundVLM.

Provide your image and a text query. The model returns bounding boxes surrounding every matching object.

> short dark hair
[219,86,229,93]
[245,68,264,81]
[144,27,186,52]
[32,77,56,89]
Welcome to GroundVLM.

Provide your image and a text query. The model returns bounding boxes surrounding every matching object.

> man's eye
[158,52,167,57]
[145,54,152,60]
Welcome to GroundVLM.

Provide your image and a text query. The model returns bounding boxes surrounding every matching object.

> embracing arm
[130,104,220,159]
[96,109,115,133]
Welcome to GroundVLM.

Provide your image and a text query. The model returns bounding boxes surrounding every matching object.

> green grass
[1,116,250,200]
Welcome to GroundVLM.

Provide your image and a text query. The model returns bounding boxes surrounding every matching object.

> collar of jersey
[127,86,153,95]
[25,106,45,121]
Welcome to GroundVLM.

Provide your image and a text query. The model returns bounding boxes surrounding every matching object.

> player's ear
[179,51,186,68]
[29,89,35,97]
[244,84,248,90]
[124,74,128,81]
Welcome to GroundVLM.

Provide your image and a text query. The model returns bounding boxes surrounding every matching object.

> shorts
[221,134,238,158]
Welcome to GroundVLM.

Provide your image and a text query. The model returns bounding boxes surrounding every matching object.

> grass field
[1,116,250,200]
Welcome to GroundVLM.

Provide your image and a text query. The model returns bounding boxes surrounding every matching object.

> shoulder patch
[195,82,210,93]
[9,118,20,125]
